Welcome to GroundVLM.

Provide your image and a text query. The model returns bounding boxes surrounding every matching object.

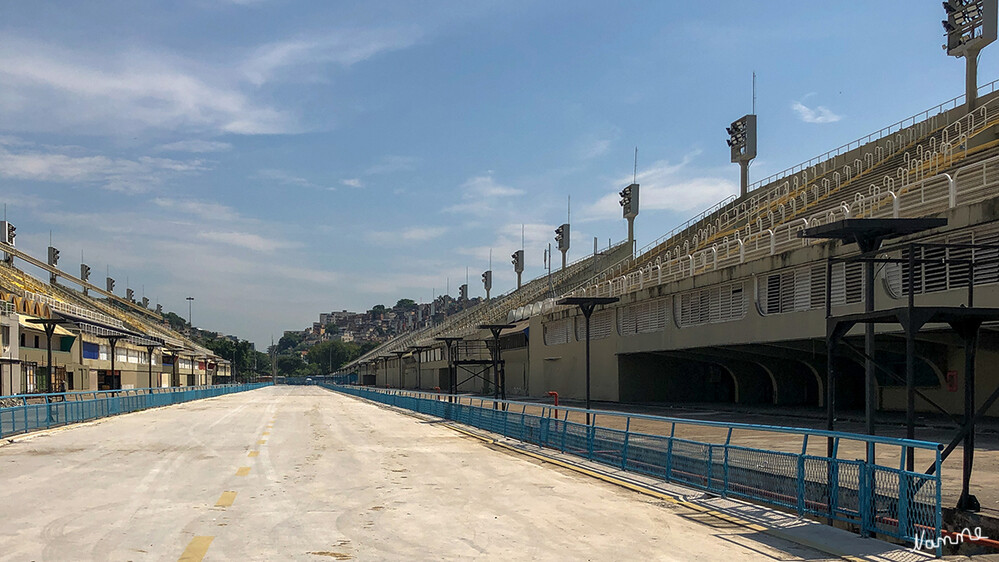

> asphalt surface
[0,386,852,560]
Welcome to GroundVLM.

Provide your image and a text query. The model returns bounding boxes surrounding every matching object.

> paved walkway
[0,386,936,560]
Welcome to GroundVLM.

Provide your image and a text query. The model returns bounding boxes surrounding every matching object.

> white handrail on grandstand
[745,77,999,193]
[564,151,999,301]
[23,290,126,329]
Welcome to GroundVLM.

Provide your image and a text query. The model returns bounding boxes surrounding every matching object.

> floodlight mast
[555,223,570,270]
[619,183,639,256]
[726,114,757,197]
[943,0,997,112]
[511,249,524,289]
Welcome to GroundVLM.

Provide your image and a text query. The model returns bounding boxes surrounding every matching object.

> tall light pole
[943,0,997,112]
[186,296,195,332]
[727,114,757,197]
[556,297,619,424]
[620,183,639,256]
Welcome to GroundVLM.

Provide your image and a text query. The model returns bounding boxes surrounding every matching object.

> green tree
[307,340,362,373]
[277,331,304,353]
[163,311,189,331]
[276,354,306,376]
[394,298,417,310]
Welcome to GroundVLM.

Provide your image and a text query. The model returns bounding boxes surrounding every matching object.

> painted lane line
[215,491,237,508]
[248,451,259,457]
[262,431,270,436]
[257,439,267,444]
[235,466,251,476]
[178,536,214,562]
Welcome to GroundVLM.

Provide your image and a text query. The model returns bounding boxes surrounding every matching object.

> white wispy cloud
[791,100,842,124]
[367,226,448,245]
[242,27,423,86]
[0,35,295,135]
[255,168,332,190]
[445,174,525,216]
[152,198,240,222]
[0,143,207,193]
[582,154,738,221]
[364,155,420,175]
[197,230,293,253]
[340,178,363,188]
[156,140,233,153]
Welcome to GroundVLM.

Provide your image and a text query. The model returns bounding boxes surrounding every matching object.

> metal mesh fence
[326,385,943,549]
[0,383,271,438]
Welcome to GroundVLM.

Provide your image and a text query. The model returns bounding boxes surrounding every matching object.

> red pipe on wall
[547,391,559,406]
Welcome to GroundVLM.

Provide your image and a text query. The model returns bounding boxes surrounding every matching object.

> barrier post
[621,417,632,470]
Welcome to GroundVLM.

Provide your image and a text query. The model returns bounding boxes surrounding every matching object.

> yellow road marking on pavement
[215,491,237,507]
[248,451,259,457]
[262,431,270,435]
[178,536,214,562]
[235,466,251,476]
[257,439,267,444]
[441,422,863,561]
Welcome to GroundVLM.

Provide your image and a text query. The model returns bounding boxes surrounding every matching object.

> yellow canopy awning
[17,315,75,337]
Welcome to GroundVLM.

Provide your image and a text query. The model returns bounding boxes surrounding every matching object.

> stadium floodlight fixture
[80,264,91,282]
[511,249,524,273]
[126,288,135,302]
[727,114,757,197]
[481,270,492,300]
[942,0,997,111]
[47,246,60,284]
[619,183,639,219]
[511,249,524,290]
[106,276,116,293]
[1,221,14,246]
[555,223,570,252]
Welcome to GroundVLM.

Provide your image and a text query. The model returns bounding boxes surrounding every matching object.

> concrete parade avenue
[0,386,931,561]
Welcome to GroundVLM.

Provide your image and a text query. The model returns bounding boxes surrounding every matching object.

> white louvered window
[543,318,572,345]
[618,298,669,336]
[675,282,747,327]
[575,310,613,341]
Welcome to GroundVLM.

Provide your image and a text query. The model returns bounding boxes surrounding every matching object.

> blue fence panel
[323,384,943,547]
[0,383,271,439]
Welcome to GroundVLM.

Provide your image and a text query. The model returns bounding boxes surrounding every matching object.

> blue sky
[1,1,995,347]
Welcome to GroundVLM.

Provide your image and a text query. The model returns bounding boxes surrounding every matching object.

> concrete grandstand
[0,243,231,394]
[340,83,999,419]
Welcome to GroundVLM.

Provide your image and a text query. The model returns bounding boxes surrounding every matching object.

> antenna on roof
[634,147,638,184]
[752,71,756,114]
[521,224,525,251]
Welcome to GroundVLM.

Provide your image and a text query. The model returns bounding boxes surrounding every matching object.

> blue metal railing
[280,374,357,386]
[0,383,271,438]
[326,385,944,552]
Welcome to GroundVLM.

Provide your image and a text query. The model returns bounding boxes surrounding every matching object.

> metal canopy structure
[407,345,431,390]
[25,315,77,393]
[480,324,516,406]
[799,218,947,252]
[807,218,999,513]
[434,337,462,402]
[801,218,947,469]
[557,297,620,423]
[391,350,407,389]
